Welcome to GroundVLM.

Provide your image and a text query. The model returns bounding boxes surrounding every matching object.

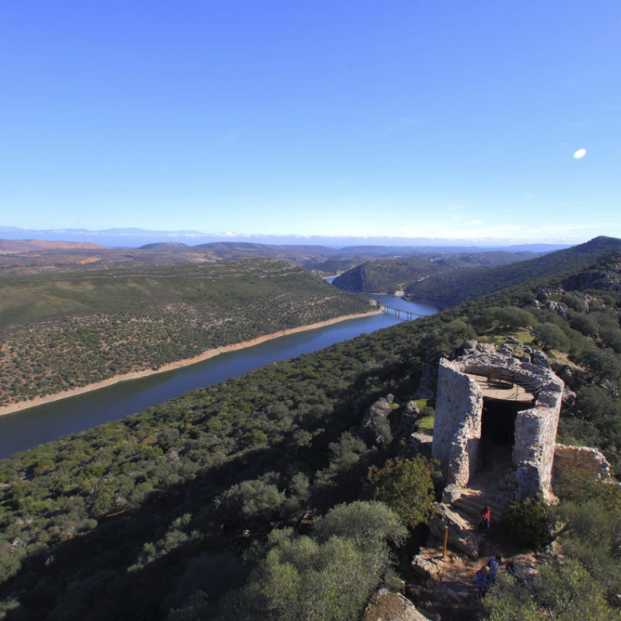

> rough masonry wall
[432,359,483,485]
[513,381,564,501]
[554,444,613,484]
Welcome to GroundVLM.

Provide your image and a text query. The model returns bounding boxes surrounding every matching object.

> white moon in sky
[573,148,587,159]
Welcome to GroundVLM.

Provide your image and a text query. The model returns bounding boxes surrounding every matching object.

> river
[0,294,437,460]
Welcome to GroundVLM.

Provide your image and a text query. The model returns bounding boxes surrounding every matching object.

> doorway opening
[479,397,530,471]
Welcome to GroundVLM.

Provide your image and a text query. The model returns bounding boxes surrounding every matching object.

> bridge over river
[378,303,426,321]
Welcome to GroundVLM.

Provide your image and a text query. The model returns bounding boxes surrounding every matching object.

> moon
[573,148,587,159]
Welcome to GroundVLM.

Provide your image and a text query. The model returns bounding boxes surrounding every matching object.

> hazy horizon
[0,224,581,250]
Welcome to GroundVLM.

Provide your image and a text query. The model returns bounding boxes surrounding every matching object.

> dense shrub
[533,323,571,352]
[504,495,553,550]
[363,455,437,529]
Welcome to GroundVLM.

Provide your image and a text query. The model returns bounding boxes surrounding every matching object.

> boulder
[462,339,477,352]
[411,554,443,581]
[428,503,479,559]
[398,400,421,436]
[551,360,564,374]
[507,554,539,587]
[410,432,433,453]
[360,396,395,446]
[440,484,463,505]
[362,589,432,621]
[559,365,575,386]
[476,343,496,354]
[562,388,577,407]
[531,349,550,369]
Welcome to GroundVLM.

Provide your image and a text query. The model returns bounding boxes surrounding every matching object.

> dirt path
[411,524,524,621]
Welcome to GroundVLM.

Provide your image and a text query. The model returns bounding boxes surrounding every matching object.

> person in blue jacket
[476,565,489,599]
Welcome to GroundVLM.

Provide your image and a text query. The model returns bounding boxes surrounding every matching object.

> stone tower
[432,346,564,502]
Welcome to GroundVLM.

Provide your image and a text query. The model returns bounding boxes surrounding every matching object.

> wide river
[0,294,436,460]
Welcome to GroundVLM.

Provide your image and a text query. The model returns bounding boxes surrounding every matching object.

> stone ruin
[432,345,564,503]
[412,343,618,580]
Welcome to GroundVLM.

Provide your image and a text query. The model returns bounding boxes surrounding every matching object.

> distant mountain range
[0,236,558,278]
[0,226,572,252]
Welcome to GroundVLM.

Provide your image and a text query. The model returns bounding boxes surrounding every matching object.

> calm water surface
[0,294,436,460]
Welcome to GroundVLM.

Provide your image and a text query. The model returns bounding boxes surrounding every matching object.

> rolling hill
[403,236,621,307]
[332,250,537,295]
[0,260,372,407]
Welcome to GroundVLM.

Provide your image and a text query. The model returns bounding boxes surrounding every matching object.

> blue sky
[1,1,620,244]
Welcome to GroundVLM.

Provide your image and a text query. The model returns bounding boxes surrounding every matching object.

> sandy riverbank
[0,309,381,417]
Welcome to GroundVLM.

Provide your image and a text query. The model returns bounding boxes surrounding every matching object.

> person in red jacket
[479,505,491,533]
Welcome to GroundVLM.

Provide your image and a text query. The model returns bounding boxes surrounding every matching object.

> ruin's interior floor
[466,373,535,402]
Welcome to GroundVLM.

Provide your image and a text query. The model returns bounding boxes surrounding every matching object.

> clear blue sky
[1,1,619,244]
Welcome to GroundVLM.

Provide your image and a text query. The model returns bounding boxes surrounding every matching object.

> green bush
[363,455,437,529]
[504,495,552,550]
[533,323,571,352]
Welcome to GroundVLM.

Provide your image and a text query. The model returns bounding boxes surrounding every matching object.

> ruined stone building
[432,345,564,502]
[419,342,616,564]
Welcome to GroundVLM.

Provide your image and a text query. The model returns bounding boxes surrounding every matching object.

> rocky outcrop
[428,503,480,559]
[362,589,431,621]
[411,550,444,581]
[564,256,621,294]
[360,395,396,447]
[414,363,437,400]
[398,400,421,436]
[361,396,424,446]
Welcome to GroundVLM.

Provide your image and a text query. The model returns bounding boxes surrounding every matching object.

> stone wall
[553,444,613,485]
[432,347,564,502]
[433,359,482,485]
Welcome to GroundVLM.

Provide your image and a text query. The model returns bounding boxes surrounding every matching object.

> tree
[579,348,621,383]
[533,323,571,352]
[313,501,407,549]
[444,319,476,349]
[216,479,286,523]
[363,455,437,528]
[218,532,388,621]
[483,574,542,621]
[569,313,599,337]
[504,495,552,550]
[491,306,536,330]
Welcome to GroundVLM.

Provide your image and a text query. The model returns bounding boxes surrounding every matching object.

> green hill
[332,257,452,293]
[332,250,534,294]
[404,236,621,307]
[0,260,371,407]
